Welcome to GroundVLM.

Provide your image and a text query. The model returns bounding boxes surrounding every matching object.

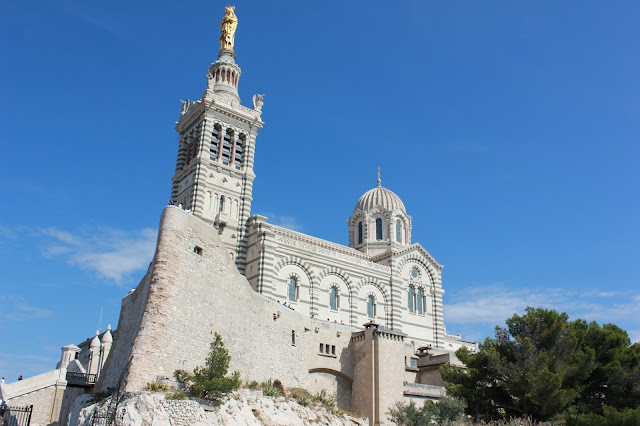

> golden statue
[219,6,238,52]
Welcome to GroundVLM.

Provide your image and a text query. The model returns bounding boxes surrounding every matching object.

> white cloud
[0,351,58,381]
[0,296,53,325]
[38,226,157,285]
[445,284,640,342]
[261,213,305,232]
[277,216,305,232]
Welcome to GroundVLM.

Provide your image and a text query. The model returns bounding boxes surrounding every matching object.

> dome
[90,330,101,349]
[354,183,406,213]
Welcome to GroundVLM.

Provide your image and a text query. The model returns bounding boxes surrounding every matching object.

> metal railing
[66,371,98,387]
[0,405,33,426]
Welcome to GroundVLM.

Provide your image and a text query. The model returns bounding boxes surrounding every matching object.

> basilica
[170,8,474,356]
[3,8,475,425]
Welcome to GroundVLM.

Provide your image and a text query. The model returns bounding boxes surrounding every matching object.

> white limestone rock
[70,389,366,426]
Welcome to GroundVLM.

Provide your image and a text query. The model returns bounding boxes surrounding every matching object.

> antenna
[98,306,103,333]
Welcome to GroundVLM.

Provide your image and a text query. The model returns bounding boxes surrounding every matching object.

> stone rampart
[99,206,356,395]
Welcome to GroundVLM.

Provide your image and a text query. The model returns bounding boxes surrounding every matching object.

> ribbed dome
[355,185,406,213]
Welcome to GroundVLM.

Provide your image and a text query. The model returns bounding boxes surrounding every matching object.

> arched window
[396,220,402,243]
[221,129,233,165]
[367,295,376,318]
[210,124,221,160]
[330,286,339,311]
[408,285,415,313]
[288,277,297,301]
[234,134,246,170]
[358,222,363,244]
[417,288,424,315]
[219,195,225,213]
[375,218,383,240]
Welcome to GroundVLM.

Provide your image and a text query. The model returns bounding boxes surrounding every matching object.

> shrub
[427,396,467,425]
[388,397,466,426]
[260,379,283,397]
[89,387,115,405]
[165,391,187,400]
[288,387,312,406]
[388,400,425,426]
[246,380,259,390]
[145,382,168,392]
[273,379,285,395]
[174,369,190,386]
[312,389,336,406]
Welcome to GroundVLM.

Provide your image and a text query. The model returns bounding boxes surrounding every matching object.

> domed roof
[90,330,101,349]
[354,178,406,213]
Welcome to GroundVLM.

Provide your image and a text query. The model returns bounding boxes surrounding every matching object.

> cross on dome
[377,167,381,187]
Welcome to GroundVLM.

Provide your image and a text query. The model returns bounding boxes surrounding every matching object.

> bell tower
[170,6,264,271]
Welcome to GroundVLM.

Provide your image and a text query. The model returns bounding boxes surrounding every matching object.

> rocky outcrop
[73,389,367,426]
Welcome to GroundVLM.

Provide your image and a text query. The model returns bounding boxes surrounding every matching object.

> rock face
[73,389,367,426]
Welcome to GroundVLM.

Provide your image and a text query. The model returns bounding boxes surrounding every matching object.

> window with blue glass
[288,277,297,301]
[330,286,339,311]
[375,218,382,240]
[396,220,402,243]
[367,295,376,318]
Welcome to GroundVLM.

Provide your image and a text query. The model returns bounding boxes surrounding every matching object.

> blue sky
[1,1,638,382]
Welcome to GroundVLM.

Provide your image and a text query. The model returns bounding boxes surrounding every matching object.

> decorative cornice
[266,224,391,273]
[176,94,263,132]
[394,243,443,270]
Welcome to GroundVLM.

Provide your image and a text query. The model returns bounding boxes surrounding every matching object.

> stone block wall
[5,370,65,426]
[94,207,440,424]
[99,207,357,396]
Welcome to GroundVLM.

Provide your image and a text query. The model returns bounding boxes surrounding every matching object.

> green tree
[441,308,595,421]
[573,322,640,414]
[177,332,241,400]
[441,307,640,423]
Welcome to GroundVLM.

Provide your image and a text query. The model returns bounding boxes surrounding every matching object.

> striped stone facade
[244,215,449,349]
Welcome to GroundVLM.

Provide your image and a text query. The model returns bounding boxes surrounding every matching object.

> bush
[273,379,285,395]
[174,369,190,386]
[173,332,241,401]
[388,397,466,426]
[145,382,169,392]
[165,391,187,400]
[388,400,426,426]
[246,380,259,390]
[566,405,640,426]
[260,379,283,397]
[288,387,312,406]
[314,389,337,405]
[89,387,115,405]
[428,396,467,425]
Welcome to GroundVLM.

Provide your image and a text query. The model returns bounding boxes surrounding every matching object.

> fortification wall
[100,206,357,396]
[98,266,153,390]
